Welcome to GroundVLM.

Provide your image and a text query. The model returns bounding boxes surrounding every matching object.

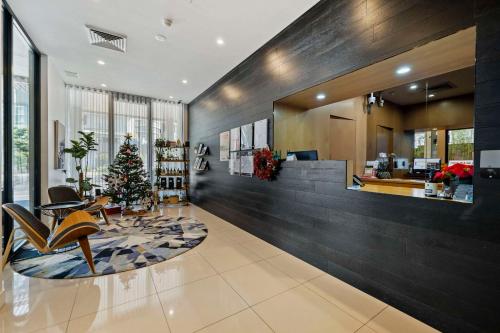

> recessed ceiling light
[169,96,174,99]
[316,93,326,100]
[396,65,411,75]
[101,83,107,88]
[216,37,225,46]
[97,60,105,65]
[181,79,188,85]
[409,84,418,90]
[428,93,435,98]
[155,34,167,42]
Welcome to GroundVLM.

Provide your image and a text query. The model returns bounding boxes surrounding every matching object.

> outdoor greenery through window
[414,131,426,158]
[448,128,474,162]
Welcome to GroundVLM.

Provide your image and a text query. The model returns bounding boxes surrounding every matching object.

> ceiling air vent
[64,70,79,78]
[86,25,127,53]
[428,82,456,93]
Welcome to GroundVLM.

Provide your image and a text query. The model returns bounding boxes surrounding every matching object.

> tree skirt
[11,215,208,279]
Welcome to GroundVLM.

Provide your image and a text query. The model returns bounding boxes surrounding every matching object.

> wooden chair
[2,203,100,273]
[48,186,111,225]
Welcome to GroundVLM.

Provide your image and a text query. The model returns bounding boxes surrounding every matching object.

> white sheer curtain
[113,94,149,168]
[151,100,185,142]
[66,86,186,188]
[66,85,110,187]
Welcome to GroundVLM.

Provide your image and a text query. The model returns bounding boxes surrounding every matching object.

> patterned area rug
[11,215,208,279]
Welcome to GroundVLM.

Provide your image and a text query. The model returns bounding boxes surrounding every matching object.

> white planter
[425,182,438,197]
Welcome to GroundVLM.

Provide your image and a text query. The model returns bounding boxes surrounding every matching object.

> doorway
[376,125,393,157]
[330,116,356,170]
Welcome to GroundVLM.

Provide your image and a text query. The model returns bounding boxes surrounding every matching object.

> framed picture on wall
[254,118,268,149]
[230,127,240,151]
[219,131,230,161]
[229,151,241,175]
[54,120,65,169]
[240,123,253,150]
[240,150,254,177]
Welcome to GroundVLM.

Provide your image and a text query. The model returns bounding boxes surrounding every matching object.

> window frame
[2,2,42,249]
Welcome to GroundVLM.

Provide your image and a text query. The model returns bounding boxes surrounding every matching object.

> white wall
[40,55,67,205]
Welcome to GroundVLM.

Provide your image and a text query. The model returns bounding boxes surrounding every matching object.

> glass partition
[273,27,476,203]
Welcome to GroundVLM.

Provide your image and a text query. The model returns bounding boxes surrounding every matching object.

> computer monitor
[288,150,318,161]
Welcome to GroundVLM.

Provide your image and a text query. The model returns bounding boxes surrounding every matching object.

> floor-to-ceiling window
[2,4,41,249]
[66,86,110,187]
[65,85,185,188]
[12,22,34,209]
[113,95,149,168]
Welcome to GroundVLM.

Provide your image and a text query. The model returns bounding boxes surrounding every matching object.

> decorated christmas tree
[103,134,152,209]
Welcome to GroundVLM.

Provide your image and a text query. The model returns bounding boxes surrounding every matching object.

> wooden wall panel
[189,1,500,331]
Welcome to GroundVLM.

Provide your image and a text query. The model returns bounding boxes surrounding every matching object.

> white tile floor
[0,204,440,333]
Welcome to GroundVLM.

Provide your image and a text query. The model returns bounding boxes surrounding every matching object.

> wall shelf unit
[154,140,189,205]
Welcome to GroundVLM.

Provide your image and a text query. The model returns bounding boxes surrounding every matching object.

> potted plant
[64,131,99,198]
[433,163,473,199]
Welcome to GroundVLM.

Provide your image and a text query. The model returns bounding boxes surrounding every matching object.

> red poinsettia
[254,148,278,180]
[433,163,474,182]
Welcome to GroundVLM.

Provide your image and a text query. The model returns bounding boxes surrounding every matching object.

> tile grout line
[64,281,81,333]
[198,205,385,329]
[67,269,157,322]
[189,246,268,333]
[299,278,369,326]
[355,304,389,333]
[150,267,174,333]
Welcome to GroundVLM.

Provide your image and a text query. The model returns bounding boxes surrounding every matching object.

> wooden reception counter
[354,176,471,203]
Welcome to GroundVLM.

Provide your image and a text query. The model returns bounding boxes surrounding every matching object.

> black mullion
[32,48,41,217]
[2,8,13,249]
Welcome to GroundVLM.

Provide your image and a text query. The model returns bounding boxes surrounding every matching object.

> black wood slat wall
[189,1,500,331]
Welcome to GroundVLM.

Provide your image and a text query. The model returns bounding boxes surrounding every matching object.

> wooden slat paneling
[189,1,500,331]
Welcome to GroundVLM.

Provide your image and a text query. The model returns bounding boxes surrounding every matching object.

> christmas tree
[103,134,152,208]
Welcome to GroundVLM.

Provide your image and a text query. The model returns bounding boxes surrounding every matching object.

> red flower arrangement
[254,148,279,180]
[433,163,474,183]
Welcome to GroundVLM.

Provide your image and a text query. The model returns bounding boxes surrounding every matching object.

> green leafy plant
[64,131,98,197]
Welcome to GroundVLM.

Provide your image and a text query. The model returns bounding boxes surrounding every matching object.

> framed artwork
[240,123,253,150]
[219,131,230,161]
[230,127,240,151]
[254,118,268,149]
[54,120,65,169]
[229,152,240,175]
[240,150,254,177]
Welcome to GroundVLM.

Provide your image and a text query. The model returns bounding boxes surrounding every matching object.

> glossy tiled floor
[0,205,439,333]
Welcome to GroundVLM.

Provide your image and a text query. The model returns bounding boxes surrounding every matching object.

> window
[12,22,36,210]
[66,86,110,187]
[447,128,474,163]
[65,86,185,187]
[414,131,425,158]
[113,97,149,169]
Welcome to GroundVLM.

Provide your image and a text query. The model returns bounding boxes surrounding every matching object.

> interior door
[376,125,393,157]
[330,116,356,169]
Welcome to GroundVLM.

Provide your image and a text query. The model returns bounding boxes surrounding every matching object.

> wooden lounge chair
[2,203,100,273]
[48,185,111,225]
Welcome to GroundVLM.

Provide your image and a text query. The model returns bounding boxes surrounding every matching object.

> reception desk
[349,176,472,203]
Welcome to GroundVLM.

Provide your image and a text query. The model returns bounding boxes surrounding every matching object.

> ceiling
[277,27,476,110]
[381,66,475,106]
[7,0,320,102]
